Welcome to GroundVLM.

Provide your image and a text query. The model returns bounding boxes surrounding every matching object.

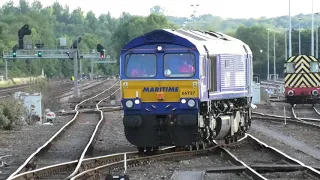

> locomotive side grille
[285,55,320,88]
[220,54,247,91]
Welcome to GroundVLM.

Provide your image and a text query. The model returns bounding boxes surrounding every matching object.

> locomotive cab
[120,32,200,150]
[284,55,320,105]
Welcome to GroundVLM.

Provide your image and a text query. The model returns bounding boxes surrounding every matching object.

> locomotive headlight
[181,99,186,104]
[187,99,196,107]
[134,99,140,104]
[157,46,162,51]
[125,100,134,108]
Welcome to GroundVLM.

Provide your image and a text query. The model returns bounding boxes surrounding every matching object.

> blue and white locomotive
[120,29,253,152]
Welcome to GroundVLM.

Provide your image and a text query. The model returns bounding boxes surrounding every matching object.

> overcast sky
[3,0,320,19]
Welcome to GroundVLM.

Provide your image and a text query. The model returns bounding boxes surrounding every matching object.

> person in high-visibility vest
[71,76,75,81]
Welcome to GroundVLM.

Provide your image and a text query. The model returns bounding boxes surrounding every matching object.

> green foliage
[0,1,179,78]
[0,2,319,80]
[0,96,27,130]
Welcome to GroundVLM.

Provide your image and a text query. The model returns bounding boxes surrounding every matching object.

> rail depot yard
[2,0,320,179]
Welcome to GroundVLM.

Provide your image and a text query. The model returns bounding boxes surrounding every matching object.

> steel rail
[252,111,320,126]
[67,88,120,178]
[70,135,250,179]
[7,81,120,180]
[247,134,320,178]
[10,147,176,180]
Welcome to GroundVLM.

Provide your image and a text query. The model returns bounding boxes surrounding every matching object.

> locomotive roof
[121,29,252,55]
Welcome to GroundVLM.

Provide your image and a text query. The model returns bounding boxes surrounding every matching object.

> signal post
[1,25,116,98]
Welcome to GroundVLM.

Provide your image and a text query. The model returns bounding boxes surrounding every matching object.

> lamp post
[267,29,270,80]
[312,0,314,56]
[316,13,319,58]
[273,31,276,81]
[289,0,292,57]
[299,18,301,54]
[191,4,199,29]
[285,30,287,60]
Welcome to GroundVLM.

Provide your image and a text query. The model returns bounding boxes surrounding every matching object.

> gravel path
[254,103,291,116]
[249,121,320,167]
[251,119,320,156]
[0,115,73,179]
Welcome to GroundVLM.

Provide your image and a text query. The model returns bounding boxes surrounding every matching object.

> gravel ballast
[35,113,100,168]
[0,79,117,179]
[250,120,320,163]
[118,154,248,180]
[0,115,73,179]
[88,90,135,157]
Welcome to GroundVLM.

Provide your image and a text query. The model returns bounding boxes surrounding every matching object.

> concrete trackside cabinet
[14,92,42,124]
[251,75,261,104]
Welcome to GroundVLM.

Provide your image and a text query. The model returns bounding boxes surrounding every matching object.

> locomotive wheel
[233,135,238,142]
[137,147,144,153]
[225,137,230,144]
[146,147,152,153]
[153,146,159,152]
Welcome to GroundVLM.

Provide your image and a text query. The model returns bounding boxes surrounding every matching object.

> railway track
[56,80,108,100]
[6,81,120,180]
[0,84,30,98]
[6,96,320,179]
[68,134,320,179]
[252,104,320,128]
[9,132,320,179]
[0,80,73,99]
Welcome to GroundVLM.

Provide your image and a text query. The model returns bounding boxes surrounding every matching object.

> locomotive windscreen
[164,53,195,77]
[125,54,157,77]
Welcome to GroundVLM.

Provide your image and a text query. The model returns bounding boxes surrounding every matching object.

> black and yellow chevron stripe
[284,55,320,88]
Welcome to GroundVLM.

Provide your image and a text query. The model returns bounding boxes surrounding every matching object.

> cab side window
[285,63,295,73]
[310,62,319,73]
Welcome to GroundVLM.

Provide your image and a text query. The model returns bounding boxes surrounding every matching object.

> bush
[0,96,27,130]
[26,78,62,112]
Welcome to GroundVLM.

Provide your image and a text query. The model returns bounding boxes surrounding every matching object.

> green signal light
[13,52,16,57]
[38,51,42,57]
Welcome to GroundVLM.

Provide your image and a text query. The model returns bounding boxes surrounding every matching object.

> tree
[0,0,319,79]
[150,5,165,15]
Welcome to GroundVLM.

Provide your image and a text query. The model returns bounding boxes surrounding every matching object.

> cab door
[199,55,208,100]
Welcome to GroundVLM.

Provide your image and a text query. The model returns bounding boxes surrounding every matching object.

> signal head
[97,44,105,52]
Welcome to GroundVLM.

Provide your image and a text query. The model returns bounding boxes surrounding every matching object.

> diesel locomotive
[284,55,320,105]
[120,29,253,152]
